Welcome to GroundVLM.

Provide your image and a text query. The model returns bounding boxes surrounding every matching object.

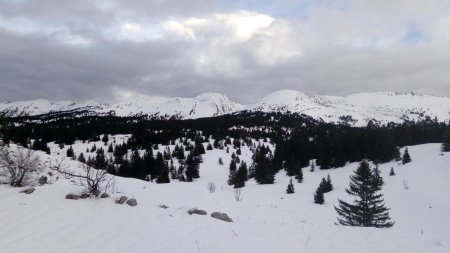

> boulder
[38,176,48,185]
[126,198,138,206]
[20,187,35,194]
[80,193,90,199]
[211,212,233,222]
[115,196,128,204]
[65,194,80,200]
[188,208,207,215]
[100,193,110,198]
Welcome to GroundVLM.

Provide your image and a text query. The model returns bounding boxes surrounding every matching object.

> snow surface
[1,90,449,125]
[1,141,449,253]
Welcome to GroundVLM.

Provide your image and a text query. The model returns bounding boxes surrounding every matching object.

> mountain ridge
[1,90,449,126]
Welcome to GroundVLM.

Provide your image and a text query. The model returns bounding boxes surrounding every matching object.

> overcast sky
[0,0,450,103]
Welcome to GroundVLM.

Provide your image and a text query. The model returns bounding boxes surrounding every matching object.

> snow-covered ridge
[1,90,450,125]
[0,93,243,120]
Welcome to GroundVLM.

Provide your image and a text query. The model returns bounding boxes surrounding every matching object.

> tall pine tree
[335,160,394,228]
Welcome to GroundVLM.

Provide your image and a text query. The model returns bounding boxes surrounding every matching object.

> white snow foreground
[0,143,449,253]
[1,90,450,126]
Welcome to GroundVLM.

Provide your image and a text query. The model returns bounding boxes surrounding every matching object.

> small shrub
[207,182,216,193]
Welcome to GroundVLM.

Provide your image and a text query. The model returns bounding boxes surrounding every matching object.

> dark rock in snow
[211,212,233,222]
[20,187,35,194]
[65,194,80,200]
[126,198,138,206]
[115,196,128,204]
[188,208,207,215]
[38,176,48,185]
[100,193,110,198]
[80,193,90,199]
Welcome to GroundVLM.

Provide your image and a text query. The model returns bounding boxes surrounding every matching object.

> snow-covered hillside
[0,142,449,253]
[1,90,450,125]
[0,93,242,119]
[250,90,450,125]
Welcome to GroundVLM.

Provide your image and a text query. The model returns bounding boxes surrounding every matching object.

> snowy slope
[249,90,450,125]
[1,90,450,125]
[0,93,242,119]
[0,142,449,253]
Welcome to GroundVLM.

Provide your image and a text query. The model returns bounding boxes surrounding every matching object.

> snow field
[0,140,449,253]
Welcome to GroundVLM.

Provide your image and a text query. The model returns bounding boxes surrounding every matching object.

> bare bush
[234,188,243,202]
[0,147,40,187]
[51,159,113,197]
[207,182,216,193]
[403,180,409,190]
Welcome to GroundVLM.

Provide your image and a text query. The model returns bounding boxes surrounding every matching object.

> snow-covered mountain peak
[256,90,311,106]
[251,90,317,113]
[1,90,449,125]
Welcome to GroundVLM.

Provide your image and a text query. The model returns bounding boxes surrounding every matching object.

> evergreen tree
[325,174,333,192]
[107,143,113,153]
[218,157,224,165]
[335,160,394,228]
[286,178,295,194]
[254,158,275,184]
[318,176,333,193]
[130,149,145,179]
[185,153,200,182]
[156,162,170,184]
[228,159,237,185]
[117,160,130,177]
[314,185,324,204]
[151,152,165,181]
[253,145,275,184]
[442,126,450,152]
[78,153,86,163]
[295,167,303,183]
[66,146,74,158]
[213,139,220,149]
[285,161,298,177]
[163,147,172,160]
[234,162,248,188]
[402,147,411,164]
[389,167,395,176]
[227,169,236,186]
[229,159,237,171]
[248,163,256,179]
[373,165,384,186]
[206,143,213,150]
[394,147,401,161]
[192,142,205,156]
[102,134,109,144]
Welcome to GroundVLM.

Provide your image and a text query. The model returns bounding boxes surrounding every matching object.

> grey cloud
[0,0,450,104]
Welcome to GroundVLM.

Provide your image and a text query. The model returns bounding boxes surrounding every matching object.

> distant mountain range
[1,90,449,126]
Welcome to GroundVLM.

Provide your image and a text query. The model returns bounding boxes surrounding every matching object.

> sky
[0,0,450,103]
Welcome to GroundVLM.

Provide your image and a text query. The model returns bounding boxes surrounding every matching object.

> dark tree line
[274,119,448,171]
[1,112,448,184]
